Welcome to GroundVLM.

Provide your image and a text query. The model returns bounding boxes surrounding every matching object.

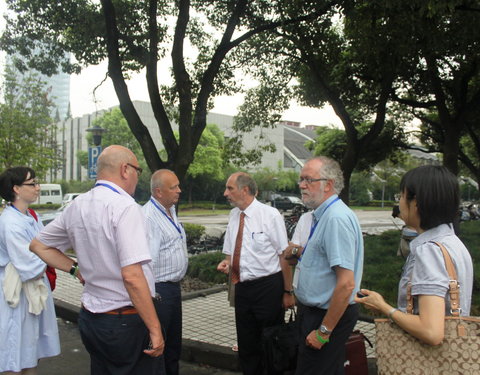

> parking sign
[88,146,102,179]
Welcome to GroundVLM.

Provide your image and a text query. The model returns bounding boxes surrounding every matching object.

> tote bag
[375,242,480,375]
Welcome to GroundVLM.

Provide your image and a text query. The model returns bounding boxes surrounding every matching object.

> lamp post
[86,125,106,146]
[86,125,106,179]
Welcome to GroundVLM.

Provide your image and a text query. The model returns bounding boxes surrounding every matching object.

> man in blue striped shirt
[143,169,188,375]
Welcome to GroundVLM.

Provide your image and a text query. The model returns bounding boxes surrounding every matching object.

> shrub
[187,251,227,284]
[183,223,206,245]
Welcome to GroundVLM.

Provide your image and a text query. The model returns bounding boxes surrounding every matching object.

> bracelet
[388,307,399,321]
[315,330,329,344]
[284,289,294,295]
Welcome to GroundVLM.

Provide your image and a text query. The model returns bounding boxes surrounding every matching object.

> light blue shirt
[294,195,364,309]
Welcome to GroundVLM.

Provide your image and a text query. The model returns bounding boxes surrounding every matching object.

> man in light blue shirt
[143,169,188,375]
[293,157,363,375]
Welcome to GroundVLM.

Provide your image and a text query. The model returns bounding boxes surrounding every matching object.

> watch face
[292,247,298,255]
[320,325,331,334]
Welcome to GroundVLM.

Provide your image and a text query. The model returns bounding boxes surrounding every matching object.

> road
[180,209,404,236]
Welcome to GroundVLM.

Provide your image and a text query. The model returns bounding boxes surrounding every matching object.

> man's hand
[306,330,327,350]
[217,259,230,274]
[283,243,303,266]
[143,329,165,357]
[282,293,295,309]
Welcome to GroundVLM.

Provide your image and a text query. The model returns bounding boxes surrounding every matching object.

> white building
[50,100,315,181]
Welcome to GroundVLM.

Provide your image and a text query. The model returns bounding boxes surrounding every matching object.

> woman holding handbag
[0,167,60,374]
[355,165,475,373]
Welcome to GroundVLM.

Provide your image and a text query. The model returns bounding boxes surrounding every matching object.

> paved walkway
[53,270,377,370]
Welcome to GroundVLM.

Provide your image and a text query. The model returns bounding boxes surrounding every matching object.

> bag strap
[406,241,460,317]
[28,208,38,222]
[433,241,461,317]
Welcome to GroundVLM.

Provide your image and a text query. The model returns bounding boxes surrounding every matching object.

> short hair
[235,173,257,196]
[399,165,459,230]
[150,169,172,192]
[0,167,37,202]
[310,156,344,194]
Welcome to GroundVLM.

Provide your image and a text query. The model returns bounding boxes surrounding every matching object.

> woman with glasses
[0,167,60,374]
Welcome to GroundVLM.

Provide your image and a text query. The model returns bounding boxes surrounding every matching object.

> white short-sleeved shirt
[291,211,313,247]
[222,199,289,282]
[36,180,155,313]
[143,197,188,283]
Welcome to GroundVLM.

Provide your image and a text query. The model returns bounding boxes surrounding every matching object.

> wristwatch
[319,324,332,335]
[291,247,299,258]
[284,289,294,295]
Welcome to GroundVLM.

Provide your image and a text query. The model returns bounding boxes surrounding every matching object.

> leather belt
[104,306,137,315]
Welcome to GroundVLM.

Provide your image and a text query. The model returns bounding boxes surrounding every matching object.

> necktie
[230,212,245,284]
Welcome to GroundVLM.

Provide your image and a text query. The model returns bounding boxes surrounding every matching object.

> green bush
[183,223,206,245]
[187,251,227,284]
[179,201,231,210]
[30,204,61,210]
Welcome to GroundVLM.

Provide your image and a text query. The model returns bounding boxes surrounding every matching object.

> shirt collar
[410,223,454,249]
[241,198,259,218]
[150,196,176,216]
[96,180,133,199]
[313,194,339,222]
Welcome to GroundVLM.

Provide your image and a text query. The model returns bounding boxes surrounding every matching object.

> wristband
[315,330,329,344]
[284,289,294,295]
[388,307,399,321]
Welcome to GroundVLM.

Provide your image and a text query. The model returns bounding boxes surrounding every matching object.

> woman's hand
[354,288,388,313]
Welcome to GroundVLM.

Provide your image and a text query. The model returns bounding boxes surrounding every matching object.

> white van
[37,184,63,205]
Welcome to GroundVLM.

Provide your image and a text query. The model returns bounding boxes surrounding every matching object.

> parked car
[272,196,305,211]
[62,193,81,206]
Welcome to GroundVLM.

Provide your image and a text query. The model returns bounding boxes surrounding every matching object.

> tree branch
[146,0,178,165]
[100,0,162,171]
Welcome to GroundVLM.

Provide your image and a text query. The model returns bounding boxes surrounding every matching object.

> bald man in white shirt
[143,169,187,375]
[30,145,165,375]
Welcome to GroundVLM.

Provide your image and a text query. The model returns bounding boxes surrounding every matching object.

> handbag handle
[406,241,460,317]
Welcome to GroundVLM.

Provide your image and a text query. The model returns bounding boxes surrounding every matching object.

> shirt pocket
[251,232,269,252]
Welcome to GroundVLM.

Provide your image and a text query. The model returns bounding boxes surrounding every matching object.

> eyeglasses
[22,180,40,187]
[127,163,143,176]
[297,177,328,185]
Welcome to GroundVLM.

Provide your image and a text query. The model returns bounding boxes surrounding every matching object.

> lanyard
[150,198,183,238]
[95,182,121,194]
[298,197,340,261]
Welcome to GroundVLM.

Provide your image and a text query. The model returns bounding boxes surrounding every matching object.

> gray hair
[235,172,258,196]
[150,169,172,192]
[310,156,344,194]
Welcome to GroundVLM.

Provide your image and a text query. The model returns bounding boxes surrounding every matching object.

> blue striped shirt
[143,197,188,283]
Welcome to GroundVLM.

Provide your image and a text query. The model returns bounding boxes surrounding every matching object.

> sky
[0,0,342,128]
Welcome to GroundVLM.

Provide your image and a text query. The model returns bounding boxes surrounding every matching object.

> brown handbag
[375,242,480,375]
[344,330,372,375]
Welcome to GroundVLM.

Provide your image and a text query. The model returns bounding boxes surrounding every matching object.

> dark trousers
[78,307,164,375]
[295,303,359,375]
[235,271,284,375]
[155,282,182,375]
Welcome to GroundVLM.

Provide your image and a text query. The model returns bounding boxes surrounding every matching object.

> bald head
[96,145,139,195]
[151,169,181,208]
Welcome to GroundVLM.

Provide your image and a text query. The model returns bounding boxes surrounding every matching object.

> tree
[231,0,408,203]
[1,0,332,182]
[0,65,61,176]
[358,0,480,175]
